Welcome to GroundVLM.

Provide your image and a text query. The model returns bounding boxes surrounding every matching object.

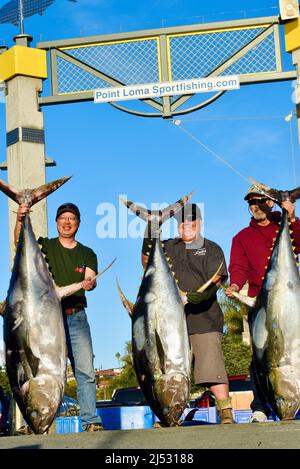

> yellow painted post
[0,35,48,265]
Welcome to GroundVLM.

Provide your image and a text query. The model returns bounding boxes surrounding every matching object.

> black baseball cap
[174,203,202,223]
[56,203,81,221]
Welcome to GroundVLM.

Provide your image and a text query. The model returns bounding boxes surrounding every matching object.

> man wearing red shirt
[225,183,300,422]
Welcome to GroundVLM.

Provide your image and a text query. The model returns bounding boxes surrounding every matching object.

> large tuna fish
[231,179,300,420]
[117,194,192,426]
[0,177,86,434]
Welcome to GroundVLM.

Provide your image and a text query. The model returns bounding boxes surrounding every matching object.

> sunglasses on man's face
[247,197,269,206]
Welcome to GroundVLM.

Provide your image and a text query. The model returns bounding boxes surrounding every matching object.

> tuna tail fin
[288,186,300,203]
[119,192,193,226]
[248,177,300,204]
[248,178,281,203]
[116,279,135,317]
[0,176,71,206]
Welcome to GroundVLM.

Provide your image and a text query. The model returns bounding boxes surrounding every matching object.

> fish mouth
[153,373,190,426]
[26,408,53,434]
[24,377,63,433]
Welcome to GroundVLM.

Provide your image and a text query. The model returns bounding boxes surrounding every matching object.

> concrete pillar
[6,75,47,262]
[0,35,48,264]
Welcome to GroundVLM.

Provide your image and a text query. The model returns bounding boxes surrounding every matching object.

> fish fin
[288,186,300,203]
[248,177,281,203]
[0,179,20,203]
[230,290,257,308]
[196,261,224,293]
[155,329,167,373]
[93,257,117,280]
[56,258,117,299]
[119,197,150,222]
[23,342,40,377]
[120,193,193,226]
[27,177,72,206]
[0,176,71,206]
[160,192,193,224]
[116,279,135,317]
[55,282,83,299]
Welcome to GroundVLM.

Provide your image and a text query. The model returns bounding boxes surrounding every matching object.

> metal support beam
[0,158,56,171]
[37,16,279,50]
[159,35,172,118]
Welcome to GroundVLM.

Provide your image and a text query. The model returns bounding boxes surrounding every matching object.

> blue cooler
[97,405,155,430]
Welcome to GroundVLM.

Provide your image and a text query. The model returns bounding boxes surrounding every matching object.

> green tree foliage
[115,352,121,368]
[219,290,252,376]
[108,341,138,396]
[0,368,11,395]
[222,334,252,376]
[65,379,77,400]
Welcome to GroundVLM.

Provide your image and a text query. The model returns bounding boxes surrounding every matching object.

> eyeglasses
[247,197,269,206]
[57,216,77,222]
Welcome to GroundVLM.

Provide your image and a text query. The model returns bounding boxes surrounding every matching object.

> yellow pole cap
[0,45,47,82]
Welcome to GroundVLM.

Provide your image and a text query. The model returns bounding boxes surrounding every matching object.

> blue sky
[0,0,299,370]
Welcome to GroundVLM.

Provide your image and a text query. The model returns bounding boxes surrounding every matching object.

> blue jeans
[63,309,102,428]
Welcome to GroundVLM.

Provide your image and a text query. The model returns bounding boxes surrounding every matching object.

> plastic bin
[192,407,219,423]
[55,416,83,434]
[233,410,253,423]
[233,410,279,423]
[154,406,219,425]
[97,405,155,430]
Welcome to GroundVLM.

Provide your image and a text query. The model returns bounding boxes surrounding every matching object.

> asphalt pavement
[0,419,300,450]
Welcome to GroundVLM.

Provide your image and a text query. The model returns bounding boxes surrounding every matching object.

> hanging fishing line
[172,114,298,186]
[172,119,249,183]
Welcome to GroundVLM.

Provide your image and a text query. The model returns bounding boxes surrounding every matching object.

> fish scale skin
[132,237,191,426]
[4,216,67,434]
[252,212,300,420]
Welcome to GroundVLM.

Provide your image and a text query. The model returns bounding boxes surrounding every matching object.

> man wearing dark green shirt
[15,202,103,432]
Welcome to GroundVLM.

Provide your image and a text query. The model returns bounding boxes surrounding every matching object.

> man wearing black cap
[142,203,234,424]
[15,202,103,432]
[225,183,300,422]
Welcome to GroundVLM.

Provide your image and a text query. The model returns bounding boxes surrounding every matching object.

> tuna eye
[30,410,38,418]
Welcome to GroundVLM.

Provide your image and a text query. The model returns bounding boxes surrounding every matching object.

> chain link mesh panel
[57,56,110,94]
[225,34,276,76]
[57,39,160,94]
[54,24,278,96]
[169,27,277,80]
